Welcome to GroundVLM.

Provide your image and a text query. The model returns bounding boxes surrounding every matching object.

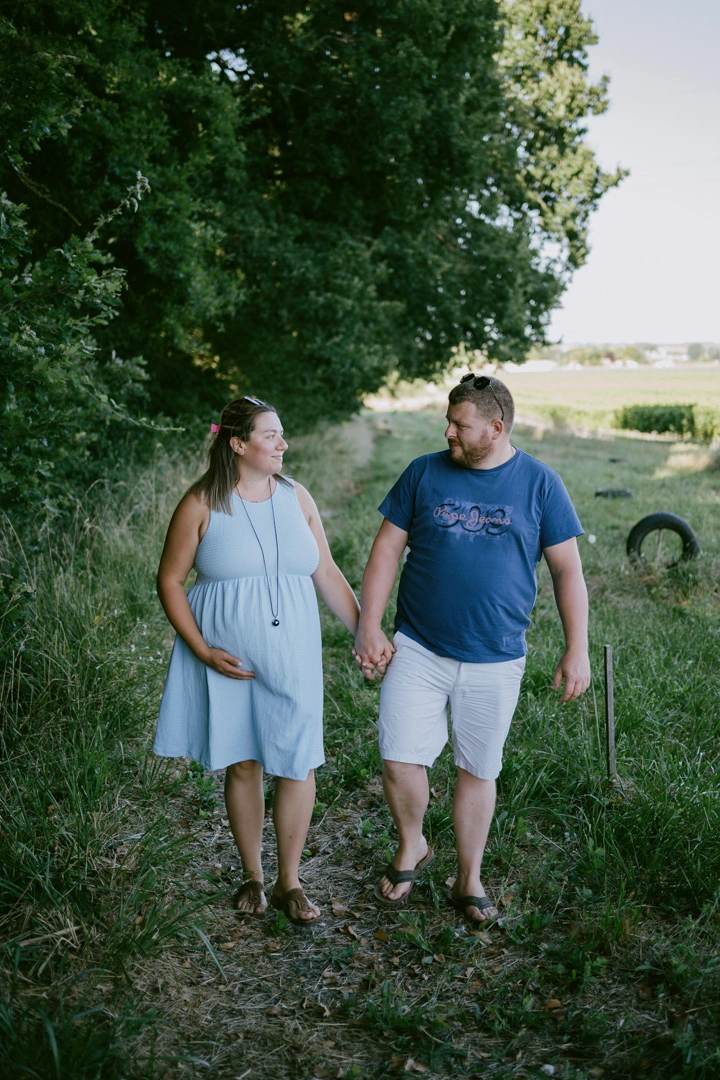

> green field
[500,364,720,424]
[2,412,719,1079]
[372,364,720,434]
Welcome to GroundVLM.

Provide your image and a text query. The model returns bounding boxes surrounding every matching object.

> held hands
[353,626,395,681]
[203,647,255,680]
[553,648,591,703]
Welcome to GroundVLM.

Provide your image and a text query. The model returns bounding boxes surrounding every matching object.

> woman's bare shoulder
[292,481,316,512]
[170,488,211,528]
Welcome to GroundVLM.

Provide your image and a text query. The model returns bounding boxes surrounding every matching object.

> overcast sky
[547,0,720,345]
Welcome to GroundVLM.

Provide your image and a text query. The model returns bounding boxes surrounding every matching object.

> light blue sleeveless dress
[153,479,324,780]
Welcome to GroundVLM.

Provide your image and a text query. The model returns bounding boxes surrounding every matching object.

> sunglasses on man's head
[459,373,504,422]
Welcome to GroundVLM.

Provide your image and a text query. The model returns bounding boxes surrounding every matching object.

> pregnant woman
[154,396,360,924]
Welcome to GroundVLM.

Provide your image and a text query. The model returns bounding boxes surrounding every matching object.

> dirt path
[129,758,687,1080]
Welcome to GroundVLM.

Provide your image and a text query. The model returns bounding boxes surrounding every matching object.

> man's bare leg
[378,760,431,900]
[452,767,499,922]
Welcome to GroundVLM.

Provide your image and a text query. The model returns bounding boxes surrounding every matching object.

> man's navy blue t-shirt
[378,449,583,663]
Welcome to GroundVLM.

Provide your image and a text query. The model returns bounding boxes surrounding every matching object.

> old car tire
[626,512,700,566]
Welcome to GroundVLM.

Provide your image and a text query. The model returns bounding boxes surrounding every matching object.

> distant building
[646,345,689,364]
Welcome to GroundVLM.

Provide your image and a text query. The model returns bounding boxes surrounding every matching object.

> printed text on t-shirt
[433,502,513,536]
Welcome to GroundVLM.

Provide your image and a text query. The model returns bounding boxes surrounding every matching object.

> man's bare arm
[543,536,591,703]
[354,519,408,680]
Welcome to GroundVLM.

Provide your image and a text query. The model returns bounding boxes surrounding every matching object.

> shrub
[0,178,164,525]
[694,406,720,442]
[616,404,720,441]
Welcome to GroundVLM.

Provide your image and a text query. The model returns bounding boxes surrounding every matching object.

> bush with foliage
[0,179,156,519]
[614,403,720,439]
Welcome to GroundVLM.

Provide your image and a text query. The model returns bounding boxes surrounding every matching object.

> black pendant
[272,618,280,626]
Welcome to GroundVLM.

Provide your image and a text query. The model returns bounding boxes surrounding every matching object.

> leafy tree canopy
[1,0,621,512]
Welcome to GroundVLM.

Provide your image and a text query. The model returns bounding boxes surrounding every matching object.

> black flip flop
[373,848,434,907]
[448,890,500,926]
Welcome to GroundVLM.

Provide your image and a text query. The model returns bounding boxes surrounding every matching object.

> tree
[183,0,623,421]
[2,0,621,446]
[0,179,152,517]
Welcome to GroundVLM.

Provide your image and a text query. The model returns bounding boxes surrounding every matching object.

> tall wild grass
[0,451,203,1079]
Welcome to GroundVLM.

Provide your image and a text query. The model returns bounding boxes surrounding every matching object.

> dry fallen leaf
[404,1058,429,1074]
[341,923,360,940]
[587,1069,605,1078]
[331,901,350,917]
[266,1005,283,1017]
[322,969,340,985]
[543,998,564,1011]
[218,941,236,951]
[373,928,391,943]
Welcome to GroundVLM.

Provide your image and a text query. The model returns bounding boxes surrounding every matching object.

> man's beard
[448,437,494,468]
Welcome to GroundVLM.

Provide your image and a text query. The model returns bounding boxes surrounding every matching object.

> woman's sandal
[232,879,267,918]
[269,886,322,926]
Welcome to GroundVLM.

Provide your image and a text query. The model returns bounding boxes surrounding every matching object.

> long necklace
[237,479,280,626]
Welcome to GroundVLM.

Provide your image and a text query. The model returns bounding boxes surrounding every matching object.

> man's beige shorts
[378,632,526,780]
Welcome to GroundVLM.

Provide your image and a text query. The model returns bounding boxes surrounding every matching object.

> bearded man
[354,374,590,923]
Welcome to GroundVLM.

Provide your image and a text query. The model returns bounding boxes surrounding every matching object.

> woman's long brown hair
[189,397,289,514]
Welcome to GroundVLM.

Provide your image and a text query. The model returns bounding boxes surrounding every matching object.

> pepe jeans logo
[433,501,513,536]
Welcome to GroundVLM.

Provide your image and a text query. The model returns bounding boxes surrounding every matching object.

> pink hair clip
[210,422,221,434]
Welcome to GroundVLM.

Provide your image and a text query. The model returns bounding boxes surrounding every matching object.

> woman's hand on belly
[203,647,255,680]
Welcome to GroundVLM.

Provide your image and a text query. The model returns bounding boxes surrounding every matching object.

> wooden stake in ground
[604,644,618,782]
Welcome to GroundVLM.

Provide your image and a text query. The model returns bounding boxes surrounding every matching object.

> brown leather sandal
[269,886,321,926]
[232,879,267,917]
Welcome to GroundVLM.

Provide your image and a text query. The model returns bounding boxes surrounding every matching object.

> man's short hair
[448,375,515,432]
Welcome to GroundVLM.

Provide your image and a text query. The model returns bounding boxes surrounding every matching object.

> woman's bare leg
[272,770,320,921]
[224,759,266,913]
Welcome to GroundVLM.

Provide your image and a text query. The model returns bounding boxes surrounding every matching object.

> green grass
[312,410,720,1076]
[0,449,209,1079]
[2,410,719,1078]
